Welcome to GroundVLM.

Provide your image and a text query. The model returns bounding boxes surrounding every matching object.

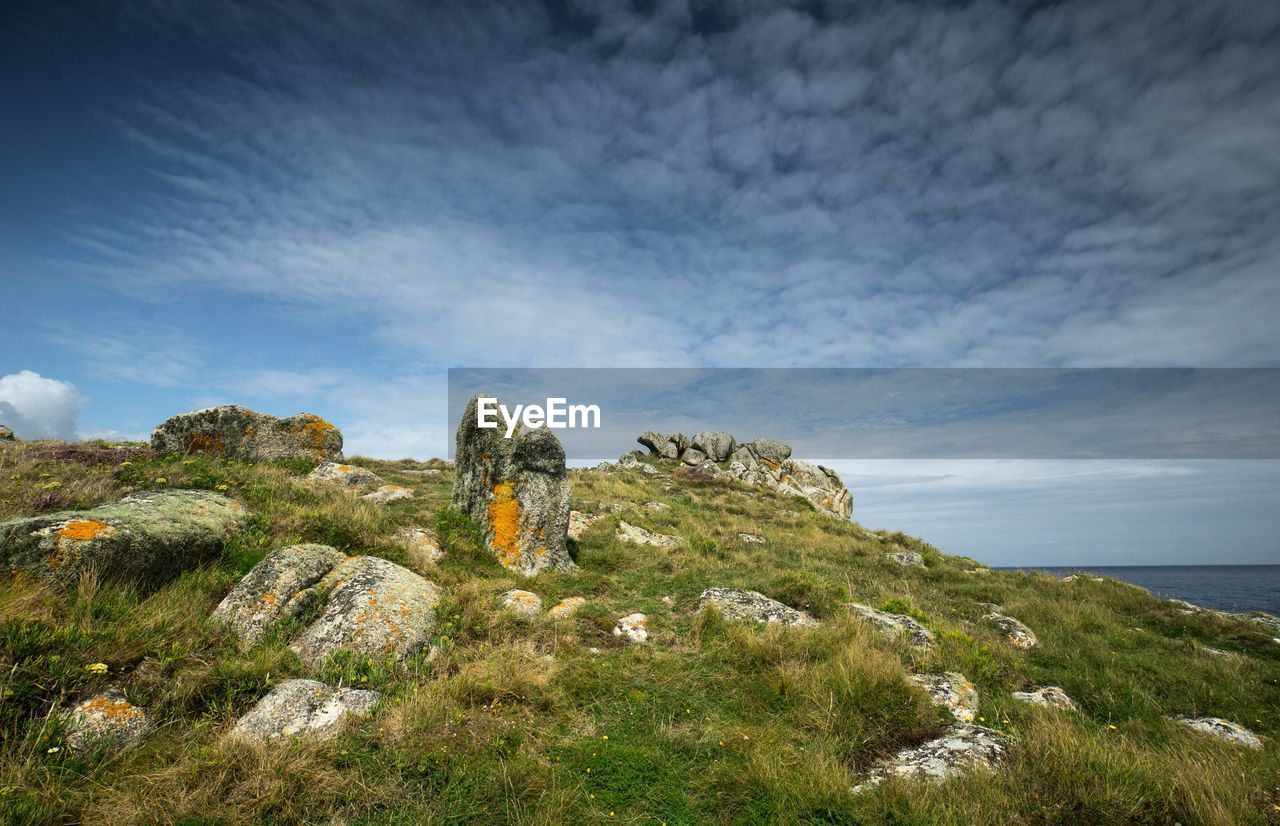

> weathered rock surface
[0,424,14,441]
[853,724,1008,792]
[308,462,383,487]
[500,589,543,618]
[698,587,816,627]
[613,612,648,643]
[394,527,444,566]
[886,551,925,568]
[776,459,853,520]
[0,490,246,589]
[452,395,573,577]
[1012,686,1076,710]
[290,556,442,667]
[568,511,603,540]
[846,603,935,648]
[1172,716,1262,749]
[637,431,667,455]
[691,431,736,462]
[152,406,342,461]
[909,673,979,722]
[547,596,586,619]
[1246,611,1280,635]
[362,484,414,504]
[64,690,151,752]
[230,679,379,742]
[680,447,707,466]
[616,521,680,547]
[737,532,765,544]
[212,543,346,649]
[982,605,1038,649]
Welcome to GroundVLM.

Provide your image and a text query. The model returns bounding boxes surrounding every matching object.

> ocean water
[1001,565,1280,616]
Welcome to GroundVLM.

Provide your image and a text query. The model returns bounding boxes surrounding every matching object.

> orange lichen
[81,697,142,721]
[759,458,779,471]
[338,464,352,472]
[187,433,225,455]
[294,415,337,450]
[488,482,523,569]
[58,520,115,542]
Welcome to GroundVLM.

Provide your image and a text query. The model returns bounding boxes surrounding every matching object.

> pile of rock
[633,430,852,519]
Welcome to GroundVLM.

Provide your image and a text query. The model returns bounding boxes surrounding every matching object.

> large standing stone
[230,679,380,742]
[698,587,816,627]
[212,544,346,649]
[691,431,737,462]
[452,395,574,577]
[0,490,246,589]
[290,556,442,667]
[152,406,342,461]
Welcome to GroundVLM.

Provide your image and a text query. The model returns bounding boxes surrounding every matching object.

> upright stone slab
[152,405,342,461]
[0,490,246,589]
[452,394,574,576]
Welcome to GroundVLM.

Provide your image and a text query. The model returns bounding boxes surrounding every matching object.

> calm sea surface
[1000,565,1280,616]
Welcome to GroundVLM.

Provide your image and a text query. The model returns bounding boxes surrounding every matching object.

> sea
[999,565,1280,616]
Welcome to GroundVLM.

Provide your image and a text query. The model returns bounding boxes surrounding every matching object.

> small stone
[613,613,648,643]
[307,462,383,487]
[616,521,680,547]
[63,690,151,752]
[363,484,414,504]
[1172,716,1262,749]
[886,551,925,568]
[568,511,603,540]
[909,673,979,722]
[699,587,815,627]
[1011,686,1076,710]
[982,607,1038,649]
[547,596,586,619]
[852,724,1008,792]
[230,679,379,742]
[643,501,669,511]
[737,533,765,544]
[845,602,935,648]
[500,589,543,618]
[393,527,444,566]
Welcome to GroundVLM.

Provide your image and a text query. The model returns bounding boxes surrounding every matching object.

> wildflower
[216,484,229,492]
[47,746,60,754]
[1108,724,1117,730]
[85,662,108,675]
[602,735,608,741]
[586,767,591,773]
[155,477,167,484]
[719,740,725,747]
[978,716,985,722]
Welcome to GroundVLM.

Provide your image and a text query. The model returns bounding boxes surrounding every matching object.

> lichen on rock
[981,605,1038,649]
[699,587,816,627]
[845,602,935,648]
[909,673,979,722]
[230,679,379,742]
[308,462,383,487]
[613,612,649,643]
[363,484,414,504]
[63,690,151,752]
[1172,716,1262,748]
[1012,686,1076,710]
[852,724,1009,792]
[152,406,342,461]
[616,521,680,547]
[500,589,543,618]
[212,543,346,649]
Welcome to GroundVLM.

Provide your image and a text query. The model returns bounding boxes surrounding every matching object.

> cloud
[0,371,84,439]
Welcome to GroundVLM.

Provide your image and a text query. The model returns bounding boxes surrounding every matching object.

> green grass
[0,440,1277,824]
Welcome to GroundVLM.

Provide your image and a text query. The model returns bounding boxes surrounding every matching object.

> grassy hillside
[1,439,1277,824]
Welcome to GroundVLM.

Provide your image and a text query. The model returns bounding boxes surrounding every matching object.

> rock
[0,490,246,590]
[63,690,151,752]
[1172,717,1262,749]
[691,431,736,462]
[151,406,342,461]
[909,673,979,722]
[230,679,379,742]
[362,484,414,504]
[500,589,543,618]
[1063,574,1104,583]
[568,510,602,540]
[307,462,383,487]
[680,447,707,465]
[963,567,990,575]
[1011,686,1076,710]
[886,551,925,568]
[728,447,763,473]
[737,532,765,544]
[401,468,442,476]
[618,450,647,465]
[616,521,680,547]
[637,431,668,455]
[643,501,669,511]
[845,603,934,648]
[0,424,14,441]
[698,587,816,627]
[743,438,791,465]
[393,527,444,566]
[451,395,573,577]
[290,556,442,668]
[660,433,689,460]
[1246,611,1280,635]
[852,724,1008,792]
[613,613,648,643]
[547,596,586,619]
[778,459,853,519]
[212,543,346,649]
[982,607,1038,649]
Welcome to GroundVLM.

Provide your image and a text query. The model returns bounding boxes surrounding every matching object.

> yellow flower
[85,662,108,675]
[216,484,229,492]
[1108,724,1117,730]
[602,735,608,741]
[586,768,591,773]
[155,477,167,484]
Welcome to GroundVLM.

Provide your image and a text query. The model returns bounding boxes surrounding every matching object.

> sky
[3,0,1279,565]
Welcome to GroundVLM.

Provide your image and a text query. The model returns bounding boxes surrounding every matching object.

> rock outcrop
[230,679,379,742]
[212,544,346,649]
[613,612,648,643]
[452,395,573,576]
[362,484,414,504]
[152,406,342,461]
[853,724,1008,792]
[568,510,603,540]
[1012,686,1076,710]
[0,424,14,441]
[547,596,586,619]
[981,604,1038,649]
[1172,716,1262,748]
[633,430,852,519]
[846,602,935,648]
[393,527,444,566]
[886,551,925,568]
[0,490,245,589]
[909,673,979,722]
[308,462,383,487]
[63,690,151,752]
[616,521,680,547]
[698,587,816,627]
[500,589,543,618]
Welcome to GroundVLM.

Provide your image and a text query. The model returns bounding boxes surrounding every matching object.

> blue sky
[3,0,1280,565]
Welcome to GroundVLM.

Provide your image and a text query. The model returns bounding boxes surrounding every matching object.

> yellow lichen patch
[81,697,143,721]
[759,457,779,471]
[488,482,524,569]
[338,464,352,472]
[58,520,116,543]
[296,416,337,450]
[187,433,225,455]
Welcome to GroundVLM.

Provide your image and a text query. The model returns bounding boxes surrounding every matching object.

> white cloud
[0,371,85,440]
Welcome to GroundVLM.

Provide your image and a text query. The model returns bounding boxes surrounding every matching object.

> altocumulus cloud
[0,371,84,440]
